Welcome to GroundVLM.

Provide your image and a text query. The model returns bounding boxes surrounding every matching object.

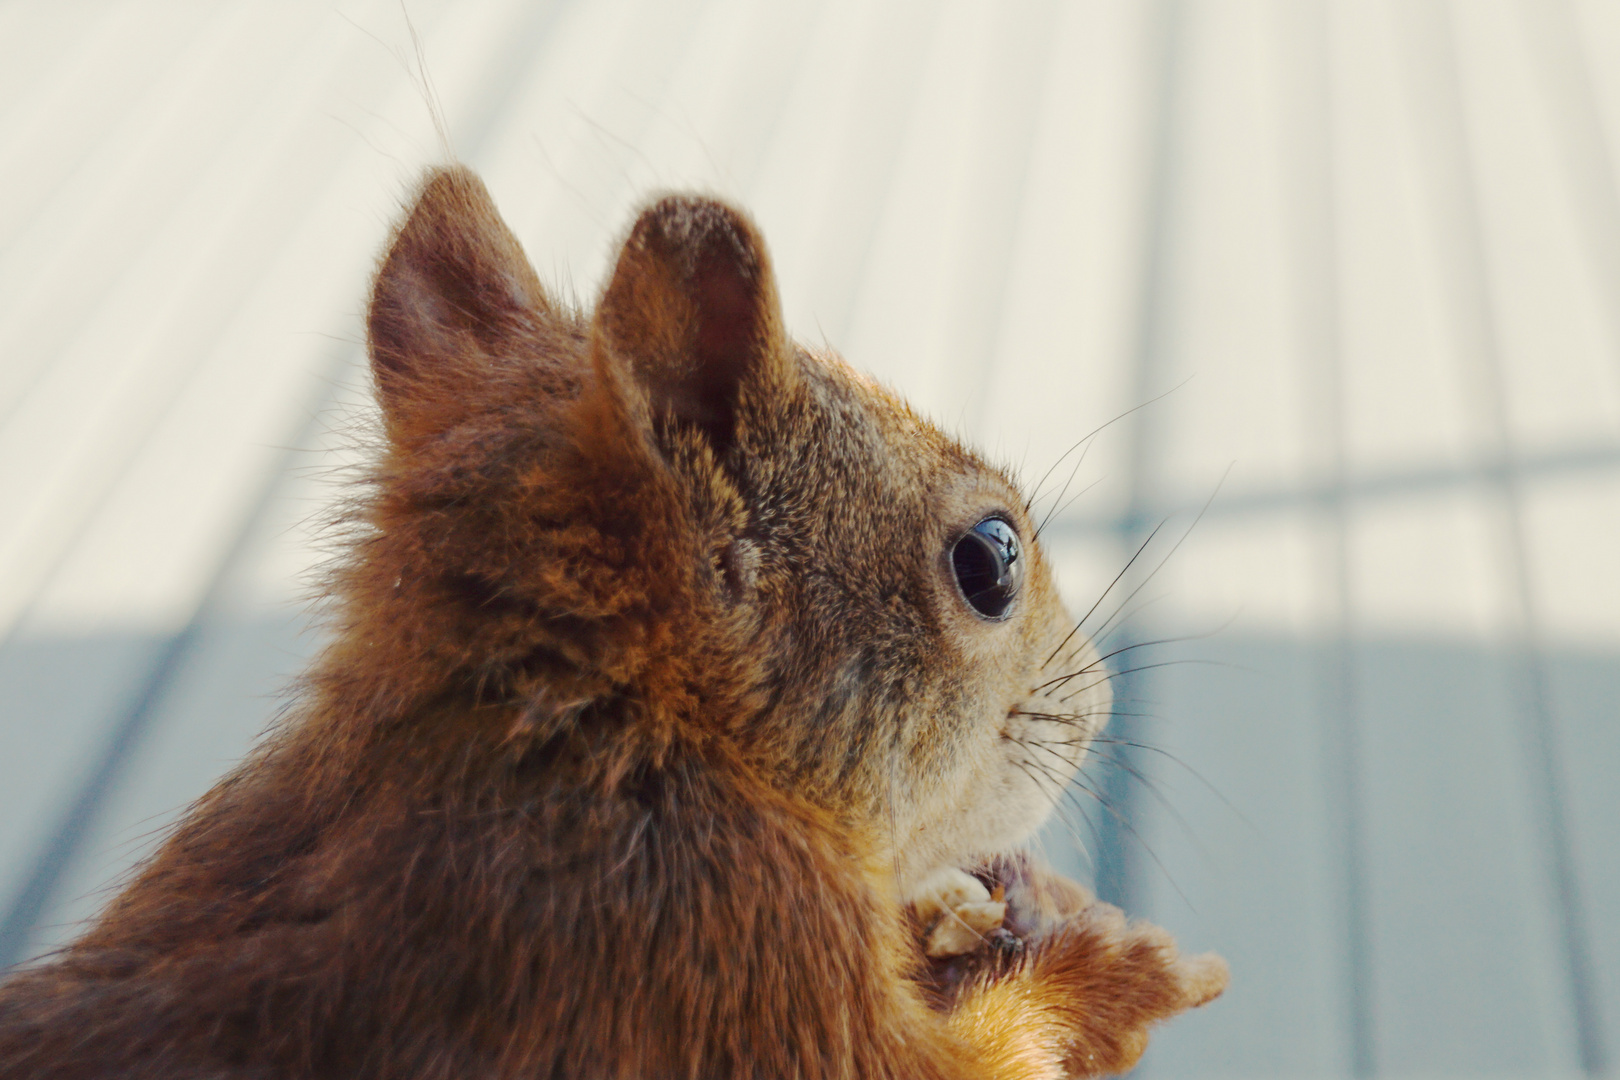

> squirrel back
[0,167,1224,1079]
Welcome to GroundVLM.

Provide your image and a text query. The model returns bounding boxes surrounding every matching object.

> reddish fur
[0,167,1224,1079]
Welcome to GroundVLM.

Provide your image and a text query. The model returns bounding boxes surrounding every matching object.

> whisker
[1048,474,1106,530]
[1034,439,1094,539]
[1012,760,1103,866]
[1081,745,1227,884]
[1043,520,1167,668]
[1086,466,1234,652]
[1012,708,1163,726]
[1020,756,1194,911]
[1033,631,1218,695]
[1089,593,1171,653]
[1055,660,1234,706]
[1024,385,1187,526]
[1084,738,1259,834]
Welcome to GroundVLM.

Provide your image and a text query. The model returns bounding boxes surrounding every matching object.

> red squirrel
[0,166,1225,1079]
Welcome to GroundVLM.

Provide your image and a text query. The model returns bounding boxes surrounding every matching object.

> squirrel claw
[1175,950,1230,1010]
[986,926,1023,956]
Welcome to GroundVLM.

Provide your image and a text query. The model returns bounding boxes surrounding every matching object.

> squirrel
[0,165,1226,1079]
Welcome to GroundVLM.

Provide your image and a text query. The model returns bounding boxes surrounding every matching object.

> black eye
[951,517,1023,619]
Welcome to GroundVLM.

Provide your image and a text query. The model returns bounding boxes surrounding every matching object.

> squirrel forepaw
[936,885,1227,1080]
[1171,949,1229,1011]
[1037,905,1229,1077]
[910,867,1009,959]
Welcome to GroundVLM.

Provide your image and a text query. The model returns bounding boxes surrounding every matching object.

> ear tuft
[595,195,788,445]
[368,166,548,424]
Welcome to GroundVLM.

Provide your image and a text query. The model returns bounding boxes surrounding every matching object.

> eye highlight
[950,517,1023,619]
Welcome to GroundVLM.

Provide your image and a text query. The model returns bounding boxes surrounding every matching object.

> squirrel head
[351,165,1108,896]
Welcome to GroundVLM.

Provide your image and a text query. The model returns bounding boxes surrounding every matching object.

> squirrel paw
[1005,902,1228,1078]
[927,860,1227,1079]
[910,867,1009,959]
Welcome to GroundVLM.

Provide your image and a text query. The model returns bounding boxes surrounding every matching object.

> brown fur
[0,166,1225,1079]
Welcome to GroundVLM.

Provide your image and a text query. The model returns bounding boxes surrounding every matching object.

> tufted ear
[367,166,549,430]
[594,195,791,446]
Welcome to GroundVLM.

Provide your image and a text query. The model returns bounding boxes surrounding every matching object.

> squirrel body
[0,167,1225,1079]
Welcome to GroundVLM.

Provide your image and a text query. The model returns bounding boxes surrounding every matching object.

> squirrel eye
[951,517,1023,619]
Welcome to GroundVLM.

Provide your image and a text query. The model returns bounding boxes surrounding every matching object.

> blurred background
[1,0,1616,1076]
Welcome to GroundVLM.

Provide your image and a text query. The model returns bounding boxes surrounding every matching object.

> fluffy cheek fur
[895,589,1108,893]
[993,623,1111,845]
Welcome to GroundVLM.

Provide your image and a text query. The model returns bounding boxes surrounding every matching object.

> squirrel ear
[367,166,548,427]
[594,195,789,445]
